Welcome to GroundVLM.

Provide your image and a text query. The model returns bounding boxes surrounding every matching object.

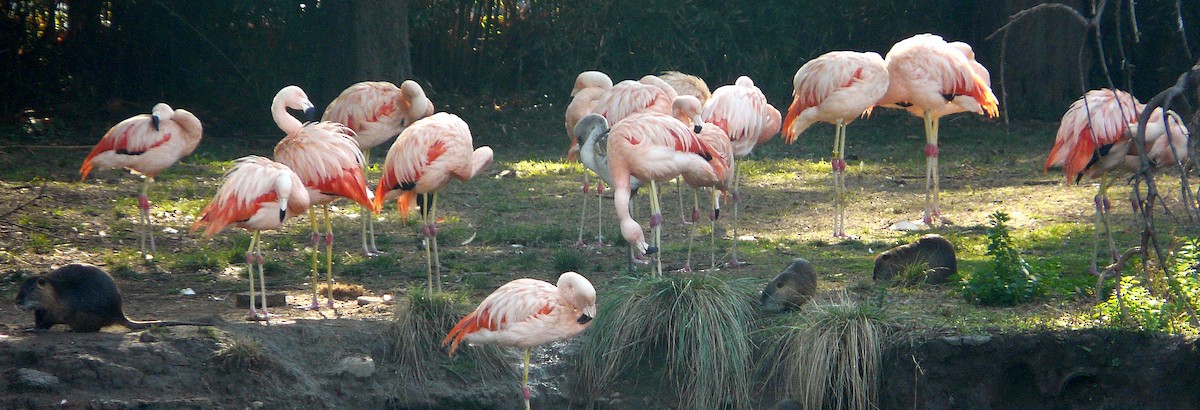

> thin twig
[0,182,47,221]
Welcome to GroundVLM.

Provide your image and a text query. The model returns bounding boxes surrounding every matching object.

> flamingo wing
[373,113,470,216]
[782,52,885,142]
[443,278,558,355]
[1045,89,1141,181]
[593,80,672,124]
[191,156,290,238]
[322,82,401,131]
[274,122,372,208]
[703,80,782,155]
[81,114,172,179]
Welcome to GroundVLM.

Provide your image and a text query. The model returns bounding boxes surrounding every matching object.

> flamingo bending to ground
[443,271,596,410]
[877,33,999,226]
[81,103,203,258]
[702,76,781,266]
[674,96,734,271]
[564,71,614,246]
[273,86,375,310]
[1045,89,1190,274]
[324,80,434,256]
[374,112,493,295]
[783,51,890,238]
[605,99,730,275]
[191,156,310,321]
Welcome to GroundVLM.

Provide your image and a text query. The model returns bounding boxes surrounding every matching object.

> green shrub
[962,211,1040,306]
[1094,238,1200,333]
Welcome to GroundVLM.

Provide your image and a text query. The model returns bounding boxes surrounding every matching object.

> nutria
[872,234,957,285]
[15,264,212,332]
[760,258,818,311]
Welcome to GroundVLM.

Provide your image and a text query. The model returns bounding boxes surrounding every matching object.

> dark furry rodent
[15,264,213,332]
[760,258,818,311]
[872,234,957,285]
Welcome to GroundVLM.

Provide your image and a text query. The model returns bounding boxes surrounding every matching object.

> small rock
[139,332,158,343]
[180,288,196,295]
[336,356,376,378]
[252,401,265,409]
[357,296,384,306]
[10,368,59,391]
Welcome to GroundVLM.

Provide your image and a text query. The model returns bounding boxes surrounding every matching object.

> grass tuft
[576,274,757,409]
[383,289,514,383]
[761,291,889,409]
[210,335,277,373]
[317,282,366,301]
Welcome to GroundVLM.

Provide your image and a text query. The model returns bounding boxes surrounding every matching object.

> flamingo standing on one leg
[782,51,890,238]
[272,86,376,310]
[876,33,999,226]
[605,101,730,276]
[191,156,310,321]
[672,96,734,272]
[564,71,614,247]
[323,80,434,256]
[702,76,781,267]
[1045,88,1190,276]
[443,271,597,410]
[374,112,493,296]
[81,103,203,259]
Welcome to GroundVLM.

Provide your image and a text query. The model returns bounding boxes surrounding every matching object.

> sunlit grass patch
[508,159,578,178]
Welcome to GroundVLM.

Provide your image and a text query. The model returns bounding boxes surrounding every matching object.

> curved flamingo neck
[272,96,304,135]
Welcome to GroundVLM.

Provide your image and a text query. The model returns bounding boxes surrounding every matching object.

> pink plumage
[322,80,434,152]
[191,156,311,238]
[565,71,614,159]
[443,271,597,355]
[702,76,782,158]
[782,51,889,142]
[591,76,678,125]
[81,103,203,181]
[273,86,373,209]
[373,112,493,217]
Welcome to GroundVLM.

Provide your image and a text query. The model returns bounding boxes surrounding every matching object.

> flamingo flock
[69,31,1193,408]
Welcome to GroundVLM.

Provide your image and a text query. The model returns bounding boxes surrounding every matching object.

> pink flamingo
[272,86,376,310]
[323,80,434,256]
[782,51,890,238]
[443,271,596,410]
[1045,89,1189,274]
[81,103,203,258]
[564,71,614,246]
[702,76,781,266]
[673,96,735,271]
[191,156,311,321]
[876,33,999,226]
[373,112,493,295]
[605,99,730,275]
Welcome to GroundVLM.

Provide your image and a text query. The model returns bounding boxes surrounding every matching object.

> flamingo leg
[324,205,335,309]
[430,193,442,293]
[922,110,935,225]
[727,164,744,267]
[522,347,532,410]
[308,207,321,310]
[683,189,698,273]
[1098,175,1119,262]
[256,231,270,323]
[246,231,260,320]
[420,195,435,296]
[932,117,942,220]
[137,177,155,258]
[596,179,605,246]
[677,177,688,225]
[711,188,719,271]
[649,180,664,276]
[831,120,847,237]
[577,169,589,247]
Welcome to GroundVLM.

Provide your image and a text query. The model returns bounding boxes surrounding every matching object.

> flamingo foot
[725,257,747,268]
[922,213,933,226]
[362,248,381,257]
[305,299,320,311]
[575,239,587,248]
[326,299,335,309]
[594,238,606,247]
[677,263,693,273]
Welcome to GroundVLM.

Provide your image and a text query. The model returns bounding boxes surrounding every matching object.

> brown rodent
[15,264,213,332]
[872,234,957,285]
[760,258,818,311]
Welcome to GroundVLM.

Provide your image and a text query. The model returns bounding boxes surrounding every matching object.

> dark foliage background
[2,0,1197,137]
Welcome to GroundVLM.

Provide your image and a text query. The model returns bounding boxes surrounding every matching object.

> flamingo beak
[693,123,703,134]
[645,245,659,255]
[278,208,287,222]
[577,313,593,324]
[304,107,317,122]
[151,114,161,131]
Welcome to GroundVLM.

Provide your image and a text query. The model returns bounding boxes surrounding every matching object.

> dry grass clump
[210,335,277,374]
[762,291,890,409]
[317,282,367,300]
[382,288,513,383]
[576,275,757,409]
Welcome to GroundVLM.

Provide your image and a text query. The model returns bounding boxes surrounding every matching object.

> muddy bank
[1,322,1196,409]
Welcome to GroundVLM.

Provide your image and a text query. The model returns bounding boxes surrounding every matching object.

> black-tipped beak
[693,124,703,134]
[646,246,659,255]
[151,114,161,131]
[577,314,593,324]
[278,208,287,222]
[304,107,317,122]
[714,208,720,220]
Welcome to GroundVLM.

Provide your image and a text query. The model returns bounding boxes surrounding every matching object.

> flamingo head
[620,218,655,256]
[557,272,597,325]
[150,103,173,131]
[735,76,755,88]
[574,114,609,147]
[572,71,613,97]
[672,96,704,133]
[400,80,434,123]
[275,85,317,122]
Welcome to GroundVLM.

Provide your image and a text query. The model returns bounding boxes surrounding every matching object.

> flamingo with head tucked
[81,103,203,259]
[564,71,614,247]
[272,85,375,311]
[1045,88,1190,275]
[702,76,781,266]
[783,51,890,238]
[192,156,310,321]
[443,271,597,410]
[876,33,999,226]
[323,80,434,256]
[374,112,493,295]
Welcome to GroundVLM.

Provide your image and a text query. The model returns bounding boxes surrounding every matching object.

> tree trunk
[353,0,413,83]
